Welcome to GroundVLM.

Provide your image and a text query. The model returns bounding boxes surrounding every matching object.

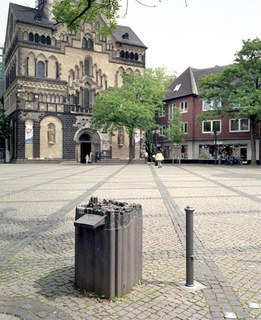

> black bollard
[185,205,195,287]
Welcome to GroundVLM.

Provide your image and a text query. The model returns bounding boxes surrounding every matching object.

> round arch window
[79,134,91,142]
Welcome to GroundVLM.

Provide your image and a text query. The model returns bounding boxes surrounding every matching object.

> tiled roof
[165,65,225,101]
[9,3,146,48]
[113,25,147,48]
[10,3,56,29]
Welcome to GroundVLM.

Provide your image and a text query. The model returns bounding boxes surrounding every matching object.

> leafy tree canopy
[198,38,261,164]
[92,67,175,159]
[52,0,165,34]
[52,0,120,34]
[165,107,185,145]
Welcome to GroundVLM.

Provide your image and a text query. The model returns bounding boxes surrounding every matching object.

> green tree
[165,107,185,163]
[52,0,120,34]
[52,0,164,34]
[92,67,175,161]
[198,38,261,165]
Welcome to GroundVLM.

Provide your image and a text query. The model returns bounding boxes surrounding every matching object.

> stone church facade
[3,0,146,163]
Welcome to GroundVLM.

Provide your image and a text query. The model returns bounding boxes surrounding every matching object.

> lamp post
[212,124,219,165]
[154,129,160,153]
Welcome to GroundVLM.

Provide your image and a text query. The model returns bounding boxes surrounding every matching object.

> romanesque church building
[3,0,146,163]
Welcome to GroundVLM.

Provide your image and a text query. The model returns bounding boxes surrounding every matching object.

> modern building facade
[156,66,260,163]
[3,1,146,163]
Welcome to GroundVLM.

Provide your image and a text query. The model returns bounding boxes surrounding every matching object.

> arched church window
[74,90,80,105]
[120,50,125,58]
[29,32,34,42]
[84,59,91,76]
[87,38,94,49]
[46,36,51,45]
[82,37,87,48]
[83,88,90,110]
[35,34,39,43]
[125,51,130,59]
[134,53,139,61]
[56,62,60,79]
[36,61,45,77]
[41,35,46,44]
[79,134,91,142]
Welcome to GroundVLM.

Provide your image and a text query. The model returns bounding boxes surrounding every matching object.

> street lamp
[154,129,160,153]
[212,123,220,165]
[214,128,217,164]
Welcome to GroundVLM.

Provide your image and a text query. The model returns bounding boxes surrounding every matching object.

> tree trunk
[128,130,134,163]
[250,118,257,166]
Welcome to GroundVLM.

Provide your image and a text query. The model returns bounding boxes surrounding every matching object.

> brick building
[156,66,260,163]
[3,1,146,163]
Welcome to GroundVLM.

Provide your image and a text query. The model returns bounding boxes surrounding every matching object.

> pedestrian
[155,151,164,168]
[85,154,89,164]
[144,151,148,163]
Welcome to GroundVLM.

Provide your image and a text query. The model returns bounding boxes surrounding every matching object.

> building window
[83,36,93,49]
[230,102,241,109]
[56,62,59,79]
[159,125,165,136]
[82,37,87,48]
[60,34,68,42]
[202,99,222,111]
[230,119,249,132]
[83,88,90,110]
[120,50,139,61]
[74,90,80,105]
[46,36,51,45]
[84,59,91,76]
[202,120,221,133]
[36,61,45,77]
[183,122,188,133]
[88,39,94,49]
[158,105,165,117]
[173,84,181,92]
[180,101,188,113]
[40,35,45,44]
[29,32,34,42]
[168,103,175,120]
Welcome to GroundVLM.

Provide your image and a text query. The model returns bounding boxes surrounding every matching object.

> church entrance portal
[80,143,91,163]
[78,132,101,163]
[79,133,92,163]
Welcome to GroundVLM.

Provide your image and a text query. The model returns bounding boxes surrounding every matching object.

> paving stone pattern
[0,163,260,319]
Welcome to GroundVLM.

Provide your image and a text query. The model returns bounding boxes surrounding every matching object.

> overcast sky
[1,0,261,75]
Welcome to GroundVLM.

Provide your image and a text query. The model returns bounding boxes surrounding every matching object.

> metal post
[185,205,194,287]
[214,130,217,165]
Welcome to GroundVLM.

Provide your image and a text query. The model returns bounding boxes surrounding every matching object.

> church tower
[36,0,55,20]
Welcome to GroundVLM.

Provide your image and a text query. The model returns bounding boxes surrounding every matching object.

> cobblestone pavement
[0,163,260,320]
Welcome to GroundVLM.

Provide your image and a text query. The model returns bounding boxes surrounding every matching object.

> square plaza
[0,163,260,320]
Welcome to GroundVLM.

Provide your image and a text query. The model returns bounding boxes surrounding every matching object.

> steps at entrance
[98,158,145,165]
